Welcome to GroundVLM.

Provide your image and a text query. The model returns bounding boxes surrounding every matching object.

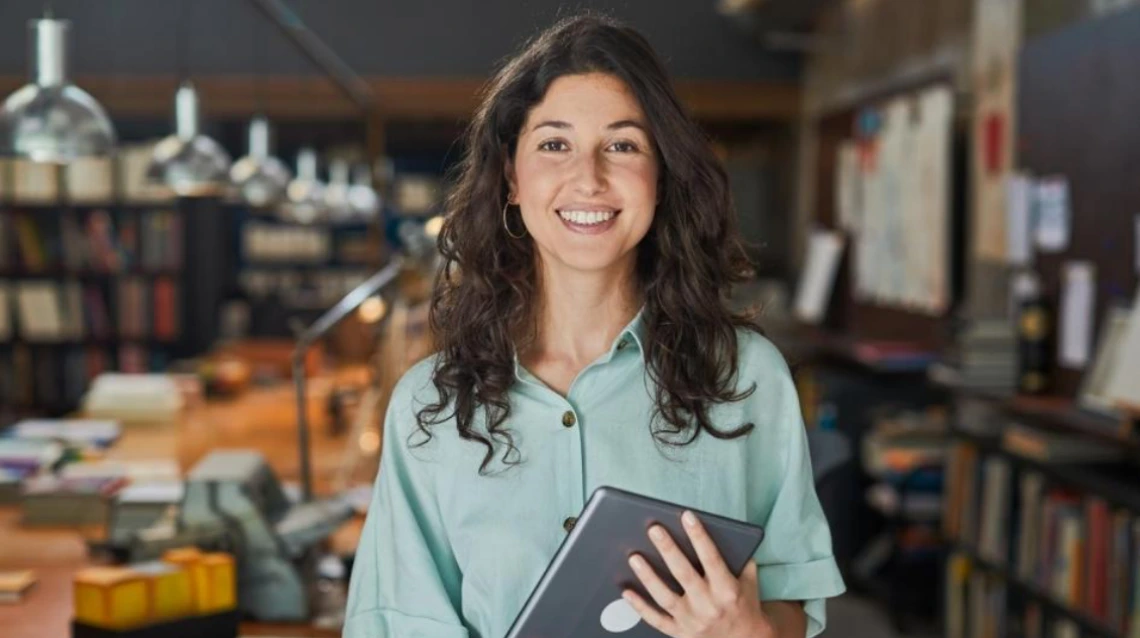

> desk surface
[0,368,373,638]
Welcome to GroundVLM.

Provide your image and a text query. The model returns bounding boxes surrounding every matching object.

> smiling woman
[345,12,845,638]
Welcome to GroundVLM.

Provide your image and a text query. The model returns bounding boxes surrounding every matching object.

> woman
[346,13,844,638]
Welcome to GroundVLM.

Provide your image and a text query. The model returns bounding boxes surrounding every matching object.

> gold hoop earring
[502,201,527,239]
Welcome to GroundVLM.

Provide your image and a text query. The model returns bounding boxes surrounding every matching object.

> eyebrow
[530,119,649,133]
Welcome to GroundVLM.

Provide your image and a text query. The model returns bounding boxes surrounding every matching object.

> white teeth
[558,210,616,225]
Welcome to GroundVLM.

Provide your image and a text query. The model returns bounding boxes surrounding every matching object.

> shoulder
[385,353,445,436]
[733,327,794,389]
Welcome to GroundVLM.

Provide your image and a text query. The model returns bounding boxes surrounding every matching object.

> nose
[571,149,607,196]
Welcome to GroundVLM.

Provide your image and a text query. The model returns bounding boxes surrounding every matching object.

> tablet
[505,486,765,638]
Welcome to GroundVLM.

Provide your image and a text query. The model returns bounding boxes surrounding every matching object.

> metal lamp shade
[231,116,291,209]
[285,147,326,223]
[146,81,232,197]
[0,19,116,163]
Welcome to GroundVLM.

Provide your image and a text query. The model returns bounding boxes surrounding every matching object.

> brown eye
[539,140,569,152]
[608,141,639,153]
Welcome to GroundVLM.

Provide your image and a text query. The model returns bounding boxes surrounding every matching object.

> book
[12,159,57,203]
[0,570,37,604]
[0,281,11,341]
[64,156,114,203]
[16,282,63,342]
[10,419,122,449]
[1002,422,1124,463]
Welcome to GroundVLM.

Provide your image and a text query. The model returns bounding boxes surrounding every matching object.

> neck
[530,258,640,367]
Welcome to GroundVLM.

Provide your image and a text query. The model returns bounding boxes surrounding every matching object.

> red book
[1085,498,1110,620]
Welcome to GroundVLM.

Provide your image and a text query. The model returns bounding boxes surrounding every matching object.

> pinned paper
[1059,261,1096,369]
[1134,214,1140,275]
[1034,177,1071,252]
[1006,173,1033,266]
[794,230,845,325]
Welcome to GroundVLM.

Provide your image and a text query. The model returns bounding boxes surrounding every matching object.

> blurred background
[1,1,1139,637]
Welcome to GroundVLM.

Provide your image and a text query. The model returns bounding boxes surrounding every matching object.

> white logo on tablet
[600,598,641,633]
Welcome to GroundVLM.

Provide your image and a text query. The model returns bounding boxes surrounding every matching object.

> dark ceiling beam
[0,75,801,122]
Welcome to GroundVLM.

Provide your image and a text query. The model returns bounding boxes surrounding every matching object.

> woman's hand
[622,511,775,638]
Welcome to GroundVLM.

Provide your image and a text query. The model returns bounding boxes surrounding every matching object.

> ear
[504,152,518,204]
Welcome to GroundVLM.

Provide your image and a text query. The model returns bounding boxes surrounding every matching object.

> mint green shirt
[345,313,845,638]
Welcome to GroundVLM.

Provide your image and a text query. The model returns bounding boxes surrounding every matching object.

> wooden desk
[0,368,374,638]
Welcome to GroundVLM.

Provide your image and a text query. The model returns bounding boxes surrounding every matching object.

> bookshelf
[0,154,233,422]
[234,212,383,337]
[944,406,1140,638]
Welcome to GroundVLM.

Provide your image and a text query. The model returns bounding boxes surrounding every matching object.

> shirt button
[563,516,577,532]
[561,411,576,428]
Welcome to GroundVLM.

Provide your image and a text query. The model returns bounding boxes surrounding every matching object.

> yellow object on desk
[198,553,236,612]
[132,562,194,620]
[160,547,236,613]
[73,567,149,630]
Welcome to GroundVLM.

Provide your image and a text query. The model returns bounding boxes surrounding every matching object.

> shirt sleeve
[344,369,469,638]
[746,336,846,638]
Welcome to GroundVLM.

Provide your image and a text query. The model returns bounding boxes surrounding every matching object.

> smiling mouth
[556,208,621,226]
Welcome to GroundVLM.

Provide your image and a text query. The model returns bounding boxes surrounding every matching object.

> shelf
[771,325,940,375]
[0,269,181,279]
[954,545,1120,638]
[951,428,1140,514]
[940,379,1140,452]
[0,337,181,347]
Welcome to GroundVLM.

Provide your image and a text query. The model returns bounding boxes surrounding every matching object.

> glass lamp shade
[323,159,354,221]
[348,163,381,220]
[0,19,116,163]
[230,116,291,209]
[146,81,232,197]
[285,147,325,223]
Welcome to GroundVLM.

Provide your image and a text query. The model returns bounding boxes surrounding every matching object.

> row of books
[239,268,371,308]
[0,209,182,273]
[0,279,180,343]
[946,439,1140,637]
[0,144,176,204]
[0,346,170,410]
[242,222,332,264]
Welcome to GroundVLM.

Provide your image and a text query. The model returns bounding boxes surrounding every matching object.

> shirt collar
[512,306,649,382]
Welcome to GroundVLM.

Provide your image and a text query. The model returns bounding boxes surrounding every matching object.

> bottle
[1013,271,1050,395]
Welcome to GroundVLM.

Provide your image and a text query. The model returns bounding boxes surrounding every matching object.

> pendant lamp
[323,158,354,221]
[0,18,116,163]
[146,81,232,197]
[285,147,325,223]
[230,116,291,208]
[348,163,381,220]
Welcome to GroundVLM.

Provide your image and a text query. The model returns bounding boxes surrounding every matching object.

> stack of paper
[81,373,185,424]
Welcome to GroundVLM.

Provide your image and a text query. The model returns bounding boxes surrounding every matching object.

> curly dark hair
[417,13,762,473]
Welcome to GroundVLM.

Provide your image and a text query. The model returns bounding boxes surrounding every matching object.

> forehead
[523,72,647,129]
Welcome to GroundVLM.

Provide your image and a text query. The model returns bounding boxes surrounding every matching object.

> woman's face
[507,72,659,277]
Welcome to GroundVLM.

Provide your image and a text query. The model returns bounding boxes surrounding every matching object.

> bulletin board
[1016,7,1140,397]
[811,73,969,352]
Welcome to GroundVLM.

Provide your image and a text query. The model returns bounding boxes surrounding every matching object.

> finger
[681,511,736,590]
[622,588,678,636]
[742,560,760,602]
[628,553,685,617]
[648,524,709,599]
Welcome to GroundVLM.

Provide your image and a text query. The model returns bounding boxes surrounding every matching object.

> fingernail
[683,511,697,527]
[649,526,665,541]
[629,555,643,569]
